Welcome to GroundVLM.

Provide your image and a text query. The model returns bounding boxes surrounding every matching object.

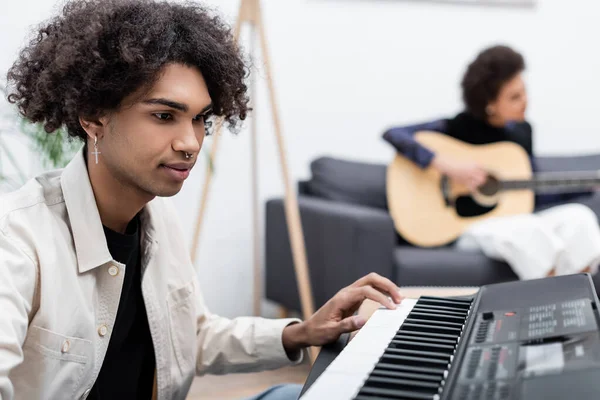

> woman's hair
[6,0,250,141]
[461,45,525,120]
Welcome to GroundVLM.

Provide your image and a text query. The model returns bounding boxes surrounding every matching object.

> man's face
[97,63,212,198]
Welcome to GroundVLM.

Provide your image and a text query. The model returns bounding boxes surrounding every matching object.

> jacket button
[108,266,119,276]
[98,324,108,337]
[61,340,70,353]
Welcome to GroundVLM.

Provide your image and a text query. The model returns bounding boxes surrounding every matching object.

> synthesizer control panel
[451,293,600,400]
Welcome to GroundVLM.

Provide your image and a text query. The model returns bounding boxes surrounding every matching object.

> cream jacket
[0,150,301,400]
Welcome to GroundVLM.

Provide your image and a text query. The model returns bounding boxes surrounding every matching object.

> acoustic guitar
[386,131,600,247]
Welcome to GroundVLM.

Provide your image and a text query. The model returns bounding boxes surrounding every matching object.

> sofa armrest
[265,196,396,312]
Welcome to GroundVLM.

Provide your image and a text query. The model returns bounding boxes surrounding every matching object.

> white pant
[455,204,600,280]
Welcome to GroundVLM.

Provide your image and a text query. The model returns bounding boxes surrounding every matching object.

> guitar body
[387,131,535,247]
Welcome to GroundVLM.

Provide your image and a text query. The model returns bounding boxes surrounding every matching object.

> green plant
[18,120,81,169]
[0,85,81,191]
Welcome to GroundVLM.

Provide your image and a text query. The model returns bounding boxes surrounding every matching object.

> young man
[0,1,403,399]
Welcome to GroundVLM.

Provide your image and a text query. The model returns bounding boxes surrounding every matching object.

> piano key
[418,296,472,306]
[369,369,442,382]
[393,334,457,346]
[301,296,473,400]
[412,304,470,314]
[384,348,452,360]
[301,299,418,400]
[379,353,450,367]
[348,327,401,356]
[357,386,437,400]
[408,312,467,323]
[366,305,416,329]
[375,362,447,377]
[404,318,464,328]
[370,378,441,394]
[394,330,461,341]
[363,375,440,391]
[388,340,456,352]
[302,372,377,400]
[401,322,463,334]
[326,351,380,375]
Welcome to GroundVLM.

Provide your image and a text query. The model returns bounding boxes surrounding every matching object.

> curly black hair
[461,45,525,120]
[6,0,250,141]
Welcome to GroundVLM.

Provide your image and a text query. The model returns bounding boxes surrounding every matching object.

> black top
[444,112,533,155]
[89,215,156,399]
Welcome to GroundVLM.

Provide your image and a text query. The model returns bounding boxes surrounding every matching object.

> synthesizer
[301,274,600,399]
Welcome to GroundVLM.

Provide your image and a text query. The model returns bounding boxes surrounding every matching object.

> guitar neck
[501,171,600,193]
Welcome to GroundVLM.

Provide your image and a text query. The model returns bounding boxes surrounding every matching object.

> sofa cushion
[535,154,600,172]
[307,156,388,210]
[394,246,519,287]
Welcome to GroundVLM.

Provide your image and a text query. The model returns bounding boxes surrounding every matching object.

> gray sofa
[265,155,600,313]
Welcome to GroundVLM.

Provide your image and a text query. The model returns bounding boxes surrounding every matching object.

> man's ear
[79,115,108,141]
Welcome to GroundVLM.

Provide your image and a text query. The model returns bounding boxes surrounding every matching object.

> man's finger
[336,315,366,335]
[356,286,397,310]
[359,273,403,304]
[350,273,403,304]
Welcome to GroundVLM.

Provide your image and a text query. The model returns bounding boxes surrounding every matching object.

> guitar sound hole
[478,175,501,196]
[455,196,497,217]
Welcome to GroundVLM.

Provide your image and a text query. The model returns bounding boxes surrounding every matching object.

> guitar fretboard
[500,171,600,193]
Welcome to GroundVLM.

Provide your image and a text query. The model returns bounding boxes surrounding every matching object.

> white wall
[3,0,600,317]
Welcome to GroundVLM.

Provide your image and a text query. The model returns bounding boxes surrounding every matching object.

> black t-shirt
[89,215,156,399]
[444,111,533,155]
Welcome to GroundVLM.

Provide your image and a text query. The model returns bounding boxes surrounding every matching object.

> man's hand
[282,273,402,353]
[431,154,488,192]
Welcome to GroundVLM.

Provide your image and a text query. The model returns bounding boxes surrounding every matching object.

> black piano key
[418,296,472,307]
[412,304,470,314]
[396,330,461,341]
[384,348,452,360]
[394,334,458,346]
[375,362,447,376]
[370,369,442,382]
[408,311,467,323]
[401,322,463,334]
[380,353,450,367]
[365,375,440,391]
[358,386,436,400]
[389,339,455,352]
[404,318,464,328]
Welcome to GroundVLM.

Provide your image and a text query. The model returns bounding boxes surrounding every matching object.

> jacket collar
[61,148,113,273]
[61,148,160,273]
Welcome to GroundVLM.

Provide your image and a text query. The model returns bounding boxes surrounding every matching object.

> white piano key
[300,299,418,400]
[301,372,366,400]
[344,326,397,356]
[366,299,418,329]
[325,353,379,383]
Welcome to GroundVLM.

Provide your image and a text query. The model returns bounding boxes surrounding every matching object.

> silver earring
[185,152,193,159]
[92,136,101,164]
